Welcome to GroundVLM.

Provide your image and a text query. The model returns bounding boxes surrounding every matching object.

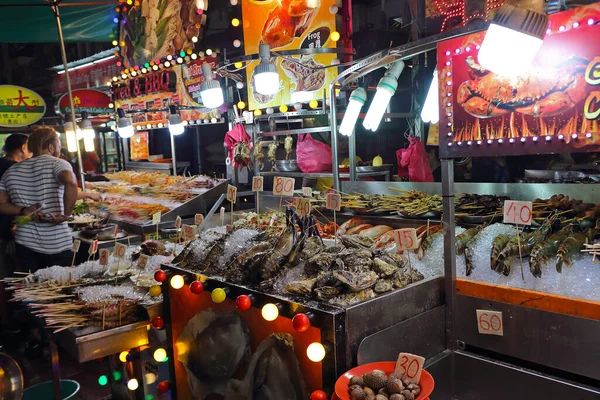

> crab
[457,55,589,118]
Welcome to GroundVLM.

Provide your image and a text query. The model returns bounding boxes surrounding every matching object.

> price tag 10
[302,187,313,197]
[195,213,204,226]
[99,248,110,266]
[394,353,425,384]
[114,242,127,259]
[273,176,295,197]
[252,176,264,192]
[152,211,162,225]
[72,239,81,253]
[503,200,532,225]
[297,198,311,217]
[88,240,99,255]
[182,224,196,241]
[476,310,504,336]
[175,216,182,229]
[227,184,237,204]
[394,228,418,251]
[137,254,149,269]
[326,193,341,211]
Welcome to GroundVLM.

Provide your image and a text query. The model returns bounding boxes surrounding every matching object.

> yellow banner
[0,85,46,127]
[242,0,338,110]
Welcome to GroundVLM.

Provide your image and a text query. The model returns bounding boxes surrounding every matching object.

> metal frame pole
[51,1,86,190]
[170,132,177,176]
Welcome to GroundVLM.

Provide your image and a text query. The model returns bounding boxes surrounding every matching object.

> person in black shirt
[0,134,30,177]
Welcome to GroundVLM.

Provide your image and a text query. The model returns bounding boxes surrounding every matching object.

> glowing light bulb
[309,100,319,109]
[234,61,243,69]
[144,373,157,385]
[153,348,167,362]
[211,288,227,303]
[237,101,246,110]
[421,70,439,124]
[119,351,129,363]
[330,31,340,42]
[306,342,326,362]
[127,379,139,391]
[98,375,108,386]
[254,109,262,116]
[112,40,118,46]
[261,303,279,321]
[170,275,184,289]
[233,39,241,48]
[339,87,366,136]
[279,105,288,113]
[232,18,240,27]
[206,49,213,56]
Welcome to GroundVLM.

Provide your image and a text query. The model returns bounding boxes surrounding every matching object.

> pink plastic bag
[396,136,434,182]
[224,124,253,168]
[296,133,332,173]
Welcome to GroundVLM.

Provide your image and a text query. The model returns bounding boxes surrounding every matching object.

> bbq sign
[438,3,600,158]
[0,85,46,127]
[113,71,173,101]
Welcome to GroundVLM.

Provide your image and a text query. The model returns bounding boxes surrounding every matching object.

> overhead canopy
[0,0,118,43]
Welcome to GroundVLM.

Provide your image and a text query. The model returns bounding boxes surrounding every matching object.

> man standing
[0,128,77,271]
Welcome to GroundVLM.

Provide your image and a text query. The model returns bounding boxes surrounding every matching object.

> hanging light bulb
[63,120,78,153]
[363,61,404,132]
[478,4,548,77]
[116,108,134,138]
[339,87,366,136]
[200,64,224,109]
[254,44,280,96]
[127,379,139,391]
[421,69,439,124]
[80,111,96,152]
[168,105,185,135]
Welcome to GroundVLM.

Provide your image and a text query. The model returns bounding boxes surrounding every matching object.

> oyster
[225,241,273,283]
[314,271,337,287]
[374,279,394,294]
[373,249,406,268]
[392,268,412,289]
[409,268,425,283]
[314,286,342,301]
[372,258,398,277]
[340,234,374,249]
[305,251,337,275]
[260,220,296,280]
[333,270,378,292]
[299,236,324,261]
[285,277,317,295]
[339,249,373,272]
[330,288,376,307]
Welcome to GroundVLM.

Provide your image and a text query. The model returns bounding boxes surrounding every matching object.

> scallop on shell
[362,369,387,390]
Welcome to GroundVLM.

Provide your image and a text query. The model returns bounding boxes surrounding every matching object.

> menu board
[130,131,150,160]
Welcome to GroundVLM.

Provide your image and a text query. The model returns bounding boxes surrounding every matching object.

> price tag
[244,111,253,124]
[394,228,418,251]
[476,310,504,336]
[152,211,162,225]
[297,197,311,217]
[195,213,204,226]
[394,353,425,384]
[137,254,149,269]
[326,193,341,211]
[252,176,264,192]
[88,240,99,255]
[175,216,182,229]
[273,176,295,197]
[114,242,127,259]
[503,200,532,225]
[99,248,110,265]
[182,224,196,241]
[113,225,119,238]
[72,239,81,253]
[302,187,313,197]
[227,184,237,204]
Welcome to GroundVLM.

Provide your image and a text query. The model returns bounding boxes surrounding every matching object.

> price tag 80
[297,198,311,217]
[252,176,264,192]
[476,310,504,336]
[273,176,295,197]
[227,184,237,204]
[394,353,425,384]
[503,200,532,225]
[99,248,110,265]
[326,193,341,211]
[114,242,127,259]
[394,228,418,251]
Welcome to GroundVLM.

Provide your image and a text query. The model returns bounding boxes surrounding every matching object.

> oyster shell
[329,288,376,307]
[372,258,398,277]
[374,279,394,294]
[260,222,296,280]
[373,249,406,268]
[305,251,337,275]
[299,236,324,261]
[285,277,317,295]
[333,270,378,292]
[392,269,412,289]
[340,234,374,249]
[314,271,337,287]
[314,286,342,301]
[339,249,373,272]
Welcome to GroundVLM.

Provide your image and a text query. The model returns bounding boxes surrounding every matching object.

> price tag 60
[195,213,204,226]
[182,224,196,241]
[394,228,418,251]
[114,242,127,259]
[227,184,237,204]
[88,240,99,255]
[175,216,182,229]
[503,200,532,225]
[273,176,295,197]
[326,193,341,211]
[72,239,81,253]
[137,254,149,269]
[252,176,264,192]
[476,310,504,336]
[302,187,313,197]
[152,211,162,225]
[395,353,425,384]
[99,248,110,266]
[297,198,311,217]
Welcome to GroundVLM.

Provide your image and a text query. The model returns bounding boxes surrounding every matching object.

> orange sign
[130,132,149,160]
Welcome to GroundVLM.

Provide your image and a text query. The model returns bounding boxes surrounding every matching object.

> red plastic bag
[396,136,434,182]
[224,124,253,168]
[296,133,332,173]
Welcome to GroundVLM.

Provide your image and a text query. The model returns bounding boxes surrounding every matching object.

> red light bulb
[236,295,252,311]
[151,316,164,329]
[292,313,311,332]
[154,270,166,283]
[157,381,170,394]
[190,281,204,294]
[310,390,327,400]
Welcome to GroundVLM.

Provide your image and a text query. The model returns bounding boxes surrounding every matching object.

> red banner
[52,58,119,95]
[57,89,112,115]
[439,4,600,158]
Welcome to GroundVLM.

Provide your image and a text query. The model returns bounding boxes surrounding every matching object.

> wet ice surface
[410,227,466,279]
[76,283,152,303]
[217,228,262,265]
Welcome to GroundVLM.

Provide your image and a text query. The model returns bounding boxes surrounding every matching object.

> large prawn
[556,221,599,273]
[456,224,485,255]
[490,234,513,272]
[529,225,574,278]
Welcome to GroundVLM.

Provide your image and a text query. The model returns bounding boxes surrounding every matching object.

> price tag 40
[195,213,204,226]
[503,200,532,225]
[273,176,295,197]
[395,352,425,384]
[394,228,418,251]
[297,198,311,217]
[137,254,149,269]
[99,248,110,266]
[182,224,196,241]
[326,193,341,211]
[476,310,504,336]
[252,176,264,192]
[114,242,127,259]
[227,184,237,204]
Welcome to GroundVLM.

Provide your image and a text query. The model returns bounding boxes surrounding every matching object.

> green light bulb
[98,375,108,386]
[113,371,122,381]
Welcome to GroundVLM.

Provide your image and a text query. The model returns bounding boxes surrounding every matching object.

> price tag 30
[326,193,341,211]
[227,184,237,204]
[195,213,204,226]
[114,242,127,259]
[88,240,99,255]
[72,239,81,253]
[395,353,425,384]
[182,224,196,241]
[273,176,295,197]
[394,228,418,251]
[302,187,313,197]
[503,200,532,225]
[476,310,504,336]
[175,215,182,229]
[252,176,264,192]
[137,254,149,269]
[99,248,110,266]
[152,211,162,225]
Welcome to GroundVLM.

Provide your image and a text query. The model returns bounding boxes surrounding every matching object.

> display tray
[355,164,392,172]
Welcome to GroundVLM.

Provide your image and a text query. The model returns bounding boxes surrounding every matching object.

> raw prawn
[358,225,393,239]
[346,224,373,235]
[417,230,444,260]
[556,221,599,272]
[455,225,485,255]
[489,234,512,272]
[529,225,574,278]
[374,230,396,249]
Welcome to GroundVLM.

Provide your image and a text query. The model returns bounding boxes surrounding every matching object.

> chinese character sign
[0,85,46,127]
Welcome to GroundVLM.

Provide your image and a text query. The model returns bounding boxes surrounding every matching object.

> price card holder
[273,176,295,197]
[99,248,110,266]
[152,211,162,225]
[297,197,311,217]
[88,240,99,255]
[195,213,204,226]
[175,216,182,229]
[302,187,313,197]
[476,310,504,336]
[394,228,419,251]
[252,176,264,192]
[326,193,341,211]
[394,353,425,384]
[137,254,149,269]
[503,200,533,225]
[114,242,127,259]
[227,184,237,204]
[72,239,81,253]
[182,224,196,241]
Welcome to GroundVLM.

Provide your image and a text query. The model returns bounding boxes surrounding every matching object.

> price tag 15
[476,310,504,336]
[252,176,264,192]
[227,184,237,204]
[182,224,196,241]
[297,197,311,217]
[195,213,204,226]
[503,200,532,225]
[114,242,127,259]
[72,239,81,253]
[152,211,162,225]
[394,228,418,251]
[273,176,295,197]
[326,193,341,211]
[175,216,182,229]
[302,187,313,197]
[137,254,149,269]
[99,248,110,266]
[394,353,425,384]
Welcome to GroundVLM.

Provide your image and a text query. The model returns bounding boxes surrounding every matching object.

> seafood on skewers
[529,225,574,278]
[556,222,599,273]
[284,135,293,160]
[254,140,265,170]
[267,141,278,171]
[490,234,513,272]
